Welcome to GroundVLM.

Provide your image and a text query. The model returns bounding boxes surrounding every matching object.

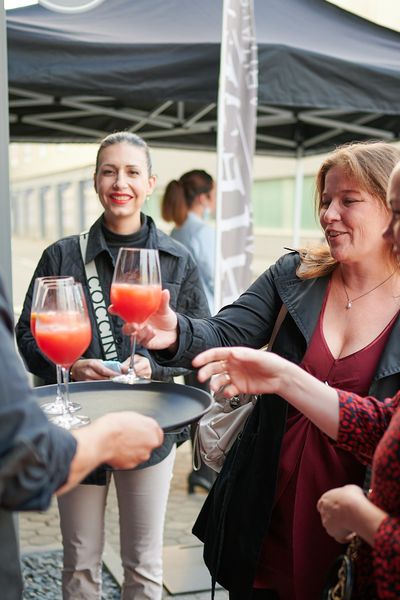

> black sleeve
[150,255,211,381]
[0,280,77,511]
[154,257,284,370]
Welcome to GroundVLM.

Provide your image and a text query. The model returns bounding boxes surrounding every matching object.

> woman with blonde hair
[124,141,400,599]
[192,161,400,599]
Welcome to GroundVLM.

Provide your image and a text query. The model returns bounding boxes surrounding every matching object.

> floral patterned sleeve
[373,513,400,597]
[336,389,400,465]
[370,406,400,598]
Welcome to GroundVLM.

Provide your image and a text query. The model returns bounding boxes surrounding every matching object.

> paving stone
[21,549,120,600]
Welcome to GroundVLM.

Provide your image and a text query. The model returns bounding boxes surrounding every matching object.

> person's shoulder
[43,234,80,255]
[272,249,301,274]
[157,228,192,259]
[197,220,214,240]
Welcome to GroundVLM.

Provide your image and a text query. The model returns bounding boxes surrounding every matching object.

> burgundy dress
[337,390,400,599]
[253,292,398,600]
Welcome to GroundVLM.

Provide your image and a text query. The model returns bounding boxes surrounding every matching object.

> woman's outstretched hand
[192,347,287,397]
[193,346,341,440]
[109,289,179,351]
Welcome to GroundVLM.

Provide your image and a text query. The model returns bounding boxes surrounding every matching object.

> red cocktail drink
[36,311,91,368]
[111,283,162,323]
[110,247,162,383]
[30,276,77,418]
[30,312,37,337]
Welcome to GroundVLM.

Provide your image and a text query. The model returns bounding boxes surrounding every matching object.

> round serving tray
[33,380,212,432]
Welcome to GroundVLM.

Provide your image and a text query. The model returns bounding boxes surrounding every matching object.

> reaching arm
[193,346,340,439]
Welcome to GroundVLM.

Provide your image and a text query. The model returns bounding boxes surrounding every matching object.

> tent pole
[292,146,304,248]
[214,0,229,313]
[0,0,13,297]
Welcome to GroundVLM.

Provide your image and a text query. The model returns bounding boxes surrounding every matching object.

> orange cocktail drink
[30,312,37,337]
[110,283,162,324]
[110,248,162,383]
[35,311,92,368]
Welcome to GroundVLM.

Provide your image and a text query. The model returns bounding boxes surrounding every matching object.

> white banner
[215,0,258,310]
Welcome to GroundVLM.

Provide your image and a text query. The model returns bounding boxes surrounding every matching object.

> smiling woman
[121,141,400,600]
[14,131,210,600]
[94,135,156,235]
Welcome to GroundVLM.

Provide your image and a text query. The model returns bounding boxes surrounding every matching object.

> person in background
[162,169,216,310]
[162,169,217,493]
[121,141,400,600]
[15,131,210,600]
[0,274,162,600]
[193,157,400,600]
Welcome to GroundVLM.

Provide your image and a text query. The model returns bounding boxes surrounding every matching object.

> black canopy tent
[6,0,400,157]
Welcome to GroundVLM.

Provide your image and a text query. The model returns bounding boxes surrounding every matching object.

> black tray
[33,380,212,432]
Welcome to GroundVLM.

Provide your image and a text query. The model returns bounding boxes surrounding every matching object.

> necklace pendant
[346,300,352,309]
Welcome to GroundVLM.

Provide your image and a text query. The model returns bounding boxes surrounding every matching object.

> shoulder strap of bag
[267,303,288,352]
[79,232,119,361]
[209,304,288,598]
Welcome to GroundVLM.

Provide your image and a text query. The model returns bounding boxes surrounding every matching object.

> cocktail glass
[110,248,162,384]
[31,276,83,415]
[35,282,92,429]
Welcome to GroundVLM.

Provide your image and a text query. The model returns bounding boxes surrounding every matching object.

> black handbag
[321,536,360,600]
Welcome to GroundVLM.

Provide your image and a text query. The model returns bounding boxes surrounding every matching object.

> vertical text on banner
[215,0,258,310]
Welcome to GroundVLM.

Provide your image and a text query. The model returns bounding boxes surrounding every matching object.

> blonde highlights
[297,141,400,279]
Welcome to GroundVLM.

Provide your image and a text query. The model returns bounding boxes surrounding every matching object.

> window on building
[252,176,320,232]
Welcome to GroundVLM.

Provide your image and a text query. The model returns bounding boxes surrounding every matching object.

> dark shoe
[187,469,216,494]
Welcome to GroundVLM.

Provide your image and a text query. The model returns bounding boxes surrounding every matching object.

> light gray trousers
[57,446,176,600]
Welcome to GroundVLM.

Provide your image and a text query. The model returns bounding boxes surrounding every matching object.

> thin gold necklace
[341,268,396,310]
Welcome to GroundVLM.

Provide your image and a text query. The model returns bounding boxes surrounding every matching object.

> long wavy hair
[297,141,400,279]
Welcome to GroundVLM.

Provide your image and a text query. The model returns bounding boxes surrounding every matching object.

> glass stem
[61,366,72,416]
[55,364,64,405]
[128,334,137,377]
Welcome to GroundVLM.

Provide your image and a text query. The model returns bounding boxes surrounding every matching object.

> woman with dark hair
[15,131,210,600]
[162,169,216,311]
[162,169,217,493]
[123,141,400,599]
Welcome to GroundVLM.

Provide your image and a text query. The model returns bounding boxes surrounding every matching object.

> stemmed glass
[31,276,82,415]
[35,282,92,429]
[110,248,162,384]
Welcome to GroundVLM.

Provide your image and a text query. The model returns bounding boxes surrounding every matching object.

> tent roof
[7,0,400,156]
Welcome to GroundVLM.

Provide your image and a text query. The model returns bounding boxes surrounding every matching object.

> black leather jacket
[16,214,210,478]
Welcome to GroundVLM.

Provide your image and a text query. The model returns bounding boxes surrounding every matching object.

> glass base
[49,413,91,430]
[41,400,81,415]
[112,373,151,385]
